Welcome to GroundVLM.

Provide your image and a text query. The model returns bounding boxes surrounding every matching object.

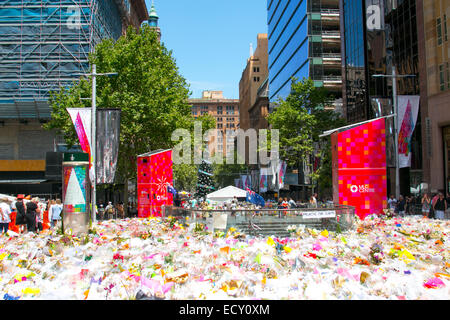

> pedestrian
[50,199,63,227]
[14,194,27,234]
[25,197,40,233]
[396,195,406,217]
[432,192,447,220]
[105,202,115,220]
[0,197,12,234]
[309,194,318,208]
[421,193,431,218]
[388,195,397,212]
[35,198,45,232]
[99,203,105,220]
[405,196,412,215]
[431,193,439,219]
[117,202,124,219]
[47,199,55,225]
[288,197,297,208]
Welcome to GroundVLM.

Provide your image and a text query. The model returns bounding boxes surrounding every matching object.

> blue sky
[144,0,268,99]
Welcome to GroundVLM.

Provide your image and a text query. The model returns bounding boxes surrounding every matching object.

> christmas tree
[195,159,215,199]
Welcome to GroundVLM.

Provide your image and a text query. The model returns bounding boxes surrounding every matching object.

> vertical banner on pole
[397,96,420,168]
[67,108,122,185]
[241,175,247,189]
[278,161,287,189]
[259,168,268,193]
[96,109,121,184]
[67,108,94,183]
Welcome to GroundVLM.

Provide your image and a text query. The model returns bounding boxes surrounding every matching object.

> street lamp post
[372,65,416,200]
[80,64,118,224]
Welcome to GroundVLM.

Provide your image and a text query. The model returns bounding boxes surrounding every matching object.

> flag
[67,108,121,184]
[397,96,420,168]
[96,109,121,184]
[259,168,268,193]
[278,161,287,189]
[246,188,265,207]
[167,184,177,195]
[67,108,93,183]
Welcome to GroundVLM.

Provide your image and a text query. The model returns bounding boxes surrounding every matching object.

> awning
[0,179,47,184]
[0,100,51,120]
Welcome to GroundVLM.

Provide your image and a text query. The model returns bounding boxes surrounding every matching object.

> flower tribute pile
[0,215,448,300]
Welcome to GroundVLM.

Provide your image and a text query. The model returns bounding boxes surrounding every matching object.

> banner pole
[91,64,97,224]
[393,66,400,200]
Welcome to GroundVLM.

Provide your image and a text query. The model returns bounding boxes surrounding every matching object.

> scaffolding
[0,0,134,118]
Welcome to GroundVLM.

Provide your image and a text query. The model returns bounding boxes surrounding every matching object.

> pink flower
[424,277,445,289]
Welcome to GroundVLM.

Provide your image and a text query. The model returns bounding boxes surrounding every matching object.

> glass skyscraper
[267,0,342,109]
[340,0,421,198]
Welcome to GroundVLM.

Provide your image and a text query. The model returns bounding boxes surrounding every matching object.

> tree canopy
[267,77,346,192]
[44,25,214,185]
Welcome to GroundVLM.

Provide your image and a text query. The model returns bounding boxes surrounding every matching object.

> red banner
[333,118,387,219]
[137,150,173,218]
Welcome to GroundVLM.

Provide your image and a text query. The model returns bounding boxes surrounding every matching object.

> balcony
[313,76,342,91]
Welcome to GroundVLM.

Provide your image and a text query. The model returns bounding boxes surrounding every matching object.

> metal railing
[163,204,356,237]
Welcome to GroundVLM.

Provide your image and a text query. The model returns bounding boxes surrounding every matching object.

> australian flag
[246,188,265,207]
[167,184,177,195]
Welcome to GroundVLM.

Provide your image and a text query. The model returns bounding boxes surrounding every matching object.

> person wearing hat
[0,197,12,234]
[14,194,27,234]
[105,201,115,220]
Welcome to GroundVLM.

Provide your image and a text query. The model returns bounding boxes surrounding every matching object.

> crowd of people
[0,194,133,235]
[0,194,63,235]
[0,189,446,237]
[386,191,449,220]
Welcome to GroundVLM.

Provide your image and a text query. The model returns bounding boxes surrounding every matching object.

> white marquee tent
[206,186,247,202]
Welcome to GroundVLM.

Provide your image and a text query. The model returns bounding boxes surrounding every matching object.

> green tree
[267,77,345,194]
[44,25,214,209]
[213,151,248,188]
[173,164,197,193]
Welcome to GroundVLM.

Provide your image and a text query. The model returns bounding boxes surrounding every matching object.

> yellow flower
[22,287,40,295]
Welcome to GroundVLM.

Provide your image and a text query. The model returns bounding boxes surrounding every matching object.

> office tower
[417,0,450,194]
[189,91,240,158]
[239,34,269,131]
[267,0,342,111]
[340,0,422,197]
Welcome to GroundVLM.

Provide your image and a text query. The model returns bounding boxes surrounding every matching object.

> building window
[217,106,223,115]
[445,15,448,42]
[226,105,235,114]
[447,62,450,89]
[253,67,260,73]
[437,18,443,45]
[439,64,445,91]
[217,117,222,122]
[253,77,260,82]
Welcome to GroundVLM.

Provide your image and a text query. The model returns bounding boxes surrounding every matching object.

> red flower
[113,253,124,261]
[304,252,317,259]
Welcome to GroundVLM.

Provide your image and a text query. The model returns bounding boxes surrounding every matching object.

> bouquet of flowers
[369,242,385,265]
